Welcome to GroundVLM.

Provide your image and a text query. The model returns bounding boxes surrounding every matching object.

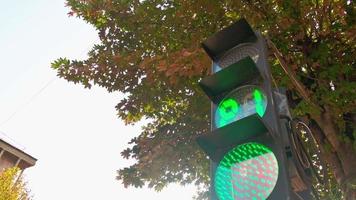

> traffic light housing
[196,19,292,199]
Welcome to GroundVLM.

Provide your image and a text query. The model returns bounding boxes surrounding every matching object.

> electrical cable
[292,190,306,200]
[0,77,56,128]
[293,120,327,185]
[290,121,311,169]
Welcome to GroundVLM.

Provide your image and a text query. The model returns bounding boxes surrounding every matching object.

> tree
[0,167,31,200]
[52,0,355,199]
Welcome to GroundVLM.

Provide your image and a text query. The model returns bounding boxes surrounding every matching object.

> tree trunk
[311,106,356,200]
[268,36,356,199]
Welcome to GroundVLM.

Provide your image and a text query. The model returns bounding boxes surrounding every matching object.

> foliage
[0,167,31,200]
[52,0,355,198]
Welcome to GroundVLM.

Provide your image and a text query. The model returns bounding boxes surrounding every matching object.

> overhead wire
[0,31,96,129]
[0,77,56,128]
[0,26,96,156]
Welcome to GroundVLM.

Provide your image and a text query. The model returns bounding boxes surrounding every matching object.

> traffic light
[196,19,292,199]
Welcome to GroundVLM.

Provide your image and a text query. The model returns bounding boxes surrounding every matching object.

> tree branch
[266,37,321,111]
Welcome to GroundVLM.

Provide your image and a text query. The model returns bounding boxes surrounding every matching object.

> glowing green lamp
[215,86,267,128]
[215,143,279,200]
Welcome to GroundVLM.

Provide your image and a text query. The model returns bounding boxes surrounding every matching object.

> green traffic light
[215,143,278,200]
[215,86,267,128]
[217,98,240,127]
[253,89,265,117]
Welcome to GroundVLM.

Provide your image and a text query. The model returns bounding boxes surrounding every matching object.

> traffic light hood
[199,56,262,104]
[196,114,268,162]
[201,18,257,61]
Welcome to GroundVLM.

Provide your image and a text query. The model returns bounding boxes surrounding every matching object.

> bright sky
[0,1,196,199]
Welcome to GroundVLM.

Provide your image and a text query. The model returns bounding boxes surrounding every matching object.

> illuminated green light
[214,86,267,128]
[218,98,239,119]
[253,89,265,117]
[215,143,279,200]
[217,98,239,128]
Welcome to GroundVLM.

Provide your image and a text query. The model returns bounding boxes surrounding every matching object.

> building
[0,135,37,173]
